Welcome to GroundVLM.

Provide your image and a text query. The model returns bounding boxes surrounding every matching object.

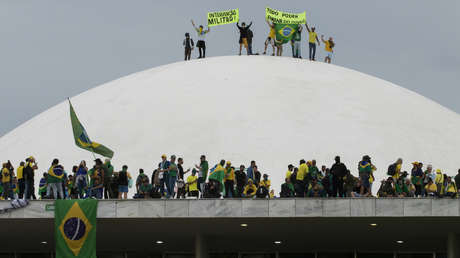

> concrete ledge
[1,198,459,219]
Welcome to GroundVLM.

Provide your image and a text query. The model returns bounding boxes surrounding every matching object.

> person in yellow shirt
[425,178,437,197]
[444,177,457,198]
[224,161,235,198]
[186,170,199,198]
[296,160,309,197]
[320,35,335,63]
[260,174,271,191]
[243,179,257,197]
[435,169,444,196]
[16,161,25,199]
[285,164,294,180]
[305,21,320,61]
[390,158,403,181]
[1,163,12,200]
[264,19,276,56]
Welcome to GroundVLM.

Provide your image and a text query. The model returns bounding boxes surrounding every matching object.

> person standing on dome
[236,21,253,56]
[183,33,194,61]
[305,21,320,61]
[191,20,210,59]
[321,35,335,63]
[291,25,302,58]
[23,156,38,200]
[263,19,276,56]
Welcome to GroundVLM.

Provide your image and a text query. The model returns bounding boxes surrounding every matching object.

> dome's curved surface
[1,56,459,194]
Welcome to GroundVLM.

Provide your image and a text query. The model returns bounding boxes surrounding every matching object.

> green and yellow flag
[69,100,114,158]
[274,23,300,44]
[55,199,97,258]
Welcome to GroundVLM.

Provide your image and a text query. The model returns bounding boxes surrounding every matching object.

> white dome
[1,56,460,195]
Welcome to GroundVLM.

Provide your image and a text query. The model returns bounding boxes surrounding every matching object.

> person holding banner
[305,22,320,61]
[236,21,252,56]
[263,19,276,56]
[321,35,335,63]
[191,20,210,59]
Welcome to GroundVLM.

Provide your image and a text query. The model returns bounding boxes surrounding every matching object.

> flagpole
[68,97,97,161]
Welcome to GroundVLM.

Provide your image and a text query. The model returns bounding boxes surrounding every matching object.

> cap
[436,169,441,173]
[226,161,231,166]
[161,154,167,158]
[412,161,419,165]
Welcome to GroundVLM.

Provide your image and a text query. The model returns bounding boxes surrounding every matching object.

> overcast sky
[1,0,459,136]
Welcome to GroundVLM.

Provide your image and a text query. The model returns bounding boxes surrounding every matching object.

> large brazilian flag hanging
[55,199,97,258]
[69,100,114,158]
[274,23,299,44]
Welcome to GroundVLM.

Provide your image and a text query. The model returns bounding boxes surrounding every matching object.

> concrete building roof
[1,198,460,255]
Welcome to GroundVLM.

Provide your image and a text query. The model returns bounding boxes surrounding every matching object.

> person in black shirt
[330,156,347,197]
[247,28,254,55]
[253,165,261,186]
[236,22,253,56]
[177,157,190,199]
[183,33,194,61]
[235,165,247,197]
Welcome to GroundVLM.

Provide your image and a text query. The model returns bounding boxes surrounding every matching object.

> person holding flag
[263,19,276,56]
[305,21,320,61]
[191,20,210,59]
[47,158,65,199]
[208,160,226,196]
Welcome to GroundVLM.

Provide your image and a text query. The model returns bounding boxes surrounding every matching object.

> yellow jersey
[446,183,457,193]
[309,31,317,43]
[244,184,257,196]
[425,183,437,193]
[393,164,402,180]
[297,163,309,181]
[187,175,198,191]
[269,27,276,39]
[17,166,24,179]
[325,41,333,52]
[1,168,11,183]
[285,170,292,179]
[260,180,271,189]
[224,167,235,182]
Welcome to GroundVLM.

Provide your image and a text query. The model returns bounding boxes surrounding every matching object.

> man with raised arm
[305,22,320,61]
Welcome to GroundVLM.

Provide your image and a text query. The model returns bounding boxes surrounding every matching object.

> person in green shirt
[291,25,302,58]
[161,155,178,198]
[139,178,153,199]
[195,155,209,197]
[103,159,114,199]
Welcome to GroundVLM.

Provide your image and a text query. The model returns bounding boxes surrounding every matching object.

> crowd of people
[1,155,459,201]
[184,19,335,63]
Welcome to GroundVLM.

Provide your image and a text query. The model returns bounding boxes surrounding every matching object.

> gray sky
[1,0,459,136]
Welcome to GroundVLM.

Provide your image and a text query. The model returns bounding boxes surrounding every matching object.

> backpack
[387,163,397,176]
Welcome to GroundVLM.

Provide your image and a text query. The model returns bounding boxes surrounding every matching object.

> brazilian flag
[208,165,225,193]
[55,199,97,258]
[275,23,299,44]
[69,100,114,158]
